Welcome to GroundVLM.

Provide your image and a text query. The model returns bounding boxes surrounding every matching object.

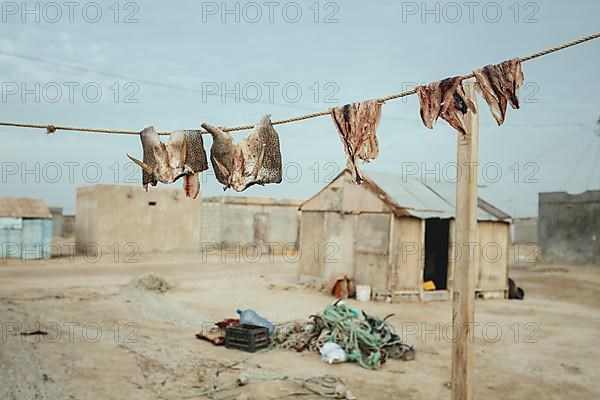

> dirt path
[1,254,599,399]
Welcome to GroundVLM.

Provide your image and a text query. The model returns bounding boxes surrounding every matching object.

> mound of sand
[128,273,172,293]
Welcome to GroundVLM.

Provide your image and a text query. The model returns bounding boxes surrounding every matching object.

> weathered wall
[321,212,355,283]
[477,221,509,292]
[49,207,64,237]
[0,217,22,259]
[75,188,96,248]
[298,211,326,280]
[392,216,423,293]
[538,191,600,266]
[0,217,52,260]
[353,213,391,293]
[200,200,222,245]
[511,217,538,244]
[201,197,301,253]
[298,210,389,288]
[63,215,75,237]
[297,210,357,284]
[76,185,203,254]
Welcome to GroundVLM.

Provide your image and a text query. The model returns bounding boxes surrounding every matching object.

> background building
[538,190,600,266]
[511,217,538,244]
[76,185,203,255]
[0,197,53,260]
[201,196,302,254]
[298,170,511,301]
[49,207,64,238]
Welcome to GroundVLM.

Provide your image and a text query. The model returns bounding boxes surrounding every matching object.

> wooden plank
[387,213,395,294]
[447,219,456,289]
[298,212,326,279]
[393,217,423,292]
[451,80,480,400]
[418,218,426,301]
[477,221,509,291]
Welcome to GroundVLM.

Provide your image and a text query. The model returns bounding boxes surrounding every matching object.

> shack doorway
[423,218,450,290]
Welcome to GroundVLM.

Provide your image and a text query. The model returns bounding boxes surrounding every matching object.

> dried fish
[202,115,282,192]
[127,127,208,199]
[473,58,524,125]
[417,77,476,135]
[331,99,382,184]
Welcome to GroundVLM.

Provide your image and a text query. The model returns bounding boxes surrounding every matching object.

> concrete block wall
[76,185,203,255]
[201,199,222,245]
[201,196,302,252]
[538,191,600,266]
[511,217,538,244]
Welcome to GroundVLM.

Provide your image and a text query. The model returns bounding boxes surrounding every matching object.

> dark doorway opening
[424,218,450,290]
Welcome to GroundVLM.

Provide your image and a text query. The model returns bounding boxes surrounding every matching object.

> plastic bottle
[236,309,275,335]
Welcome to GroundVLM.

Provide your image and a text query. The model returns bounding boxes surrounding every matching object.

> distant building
[511,217,538,244]
[201,196,302,254]
[298,170,511,302]
[49,207,64,237]
[76,185,202,255]
[538,190,600,266]
[62,214,75,237]
[0,197,53,260]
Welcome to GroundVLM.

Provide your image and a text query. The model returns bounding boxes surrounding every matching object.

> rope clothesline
[1,32,599,136]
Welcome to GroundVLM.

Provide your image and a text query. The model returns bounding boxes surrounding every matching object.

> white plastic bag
[319,342,347,364]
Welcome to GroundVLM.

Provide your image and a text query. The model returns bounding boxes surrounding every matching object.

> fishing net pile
[272,302,415,370]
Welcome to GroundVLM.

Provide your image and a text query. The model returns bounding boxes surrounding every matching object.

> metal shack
[298,170,511,301]
[0,197,53,260]
[76,185,203,255]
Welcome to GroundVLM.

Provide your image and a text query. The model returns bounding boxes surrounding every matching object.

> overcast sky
[0,0,599,216]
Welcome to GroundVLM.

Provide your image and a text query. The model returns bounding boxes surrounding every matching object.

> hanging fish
[127,127,208,199]
[473,58,524,126]
[330,99,382,184]
[168,130,209,199]
[202,115,282,192]
[416,77,476,136]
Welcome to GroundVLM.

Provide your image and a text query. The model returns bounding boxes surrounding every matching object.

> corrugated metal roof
[0,197,52,218]
[363,171,510,221]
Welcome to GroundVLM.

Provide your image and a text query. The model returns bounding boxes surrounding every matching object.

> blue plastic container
[236,309,275,335]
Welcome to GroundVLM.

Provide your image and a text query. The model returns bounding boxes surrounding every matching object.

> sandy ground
[0,252,599,400]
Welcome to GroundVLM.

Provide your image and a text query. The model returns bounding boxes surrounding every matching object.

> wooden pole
[451,80,480,400]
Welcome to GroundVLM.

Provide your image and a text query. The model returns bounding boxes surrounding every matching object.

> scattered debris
[273,301,415,370]
[273,317,325,353]
[508,277,525,300]
[560,363,582,375]
[127,273,172,293]
[320,342,347,364]
[236,372,250,386]
[327,276,356,299]
[195,318,239,345]
[19,330,48,336]
[423,280,436,291]
[225,324,270,353]
[297,375,355,399]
